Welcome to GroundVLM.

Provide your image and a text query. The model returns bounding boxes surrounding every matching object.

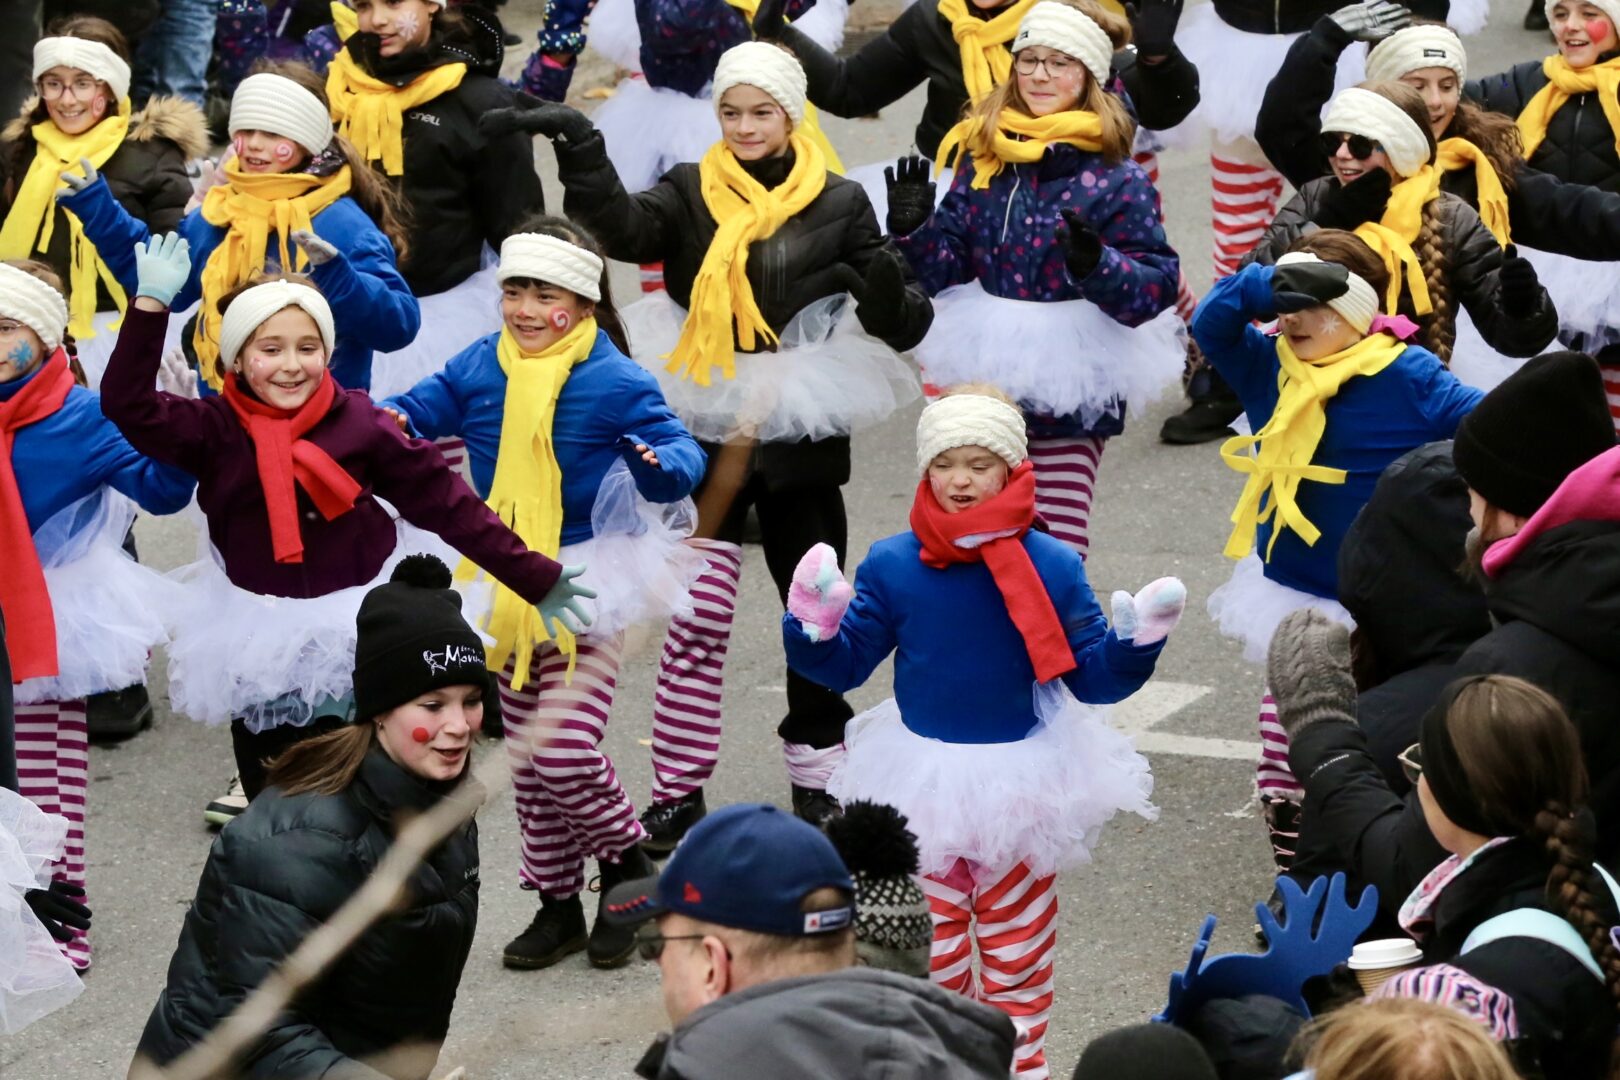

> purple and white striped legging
[15,700,90,970]
[647,539,743,806]
[1256,689,1305,871]
[502,636,646,898]
[1028,435,1106,559]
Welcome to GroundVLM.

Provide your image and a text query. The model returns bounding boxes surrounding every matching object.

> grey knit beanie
[824,801,933,977]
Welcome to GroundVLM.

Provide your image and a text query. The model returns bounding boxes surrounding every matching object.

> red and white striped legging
[1255,689,1304,871]
[924,859,1058,1079]
[1133,150,1200,323]
[648,539,742,806]
[502,636,647,898]
[15,700,90,971]
[1211,135,1286,280]
[1601,363,1620,437]
[1029,435,1106,559]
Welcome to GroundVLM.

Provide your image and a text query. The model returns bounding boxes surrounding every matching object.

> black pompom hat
[353,555,490,722]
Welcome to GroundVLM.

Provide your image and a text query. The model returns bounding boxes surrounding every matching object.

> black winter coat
[780,0,1199,162]
[136,750,480,1080]
[556,133,933,489]
[1211,0,1445,35]
[1246,177,1560,358]
[1470,55,1620,193]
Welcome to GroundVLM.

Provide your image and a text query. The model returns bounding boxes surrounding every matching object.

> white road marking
[1106,680,1255,762]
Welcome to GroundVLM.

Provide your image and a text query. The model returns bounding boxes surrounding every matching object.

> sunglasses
[1398,742,1424,786]
[1319,131,1385,162]
[634,926,709,961]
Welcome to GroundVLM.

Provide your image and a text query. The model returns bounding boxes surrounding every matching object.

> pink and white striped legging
[1211,137,1286,280]
[1029,435,1106,559]
[1256,689,1304,871]
[15,700,90,971]
[924,859,1059,1079]
[648,538,743,805]
[501,636,646,898]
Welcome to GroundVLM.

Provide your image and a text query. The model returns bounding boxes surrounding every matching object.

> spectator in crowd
[1073,1023,1218,1080]
[1286,998,1519,1080]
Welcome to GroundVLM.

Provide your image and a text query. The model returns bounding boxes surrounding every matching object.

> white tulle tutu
[1446,0,1490,36]
[367,264,504,399]
[1449,307,1529,392]
[14,491,180,707]
[588,0,643,72]
[621,290,922,443]
[597,79,724,193]
[0,789,83,1035]
[1207,554,1354,664]
[915,280,1185,427]
[163,521,459,731]
[70,310,123,390]
[829,682,1156,877]
[1518,246,1620,351]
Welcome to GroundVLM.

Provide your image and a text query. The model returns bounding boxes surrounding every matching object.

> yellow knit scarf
[1436,136,1511,246]
[718,0,846,172]
[1353,163,1442,317]
[0,103,132,340]
[665,133,827,385]
[326,50,467,176]
[937,0,1038,105]
[195,163,351,388]
[458,321,597,688]
[1517,53,1620,164]
[936,106,1104,188]
[1220,332,1407,561]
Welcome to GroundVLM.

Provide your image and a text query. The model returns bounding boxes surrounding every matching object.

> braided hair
[1534,805,1620,1032]
[1415,197,1455,365]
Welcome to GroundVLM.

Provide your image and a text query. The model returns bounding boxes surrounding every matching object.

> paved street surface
[4,3,1541,1075]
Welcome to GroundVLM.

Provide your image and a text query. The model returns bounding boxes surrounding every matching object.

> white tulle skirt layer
[14,491,180,706]
[368,264,503,399]
[915,281,1185,427]
[1207,553,1354,664]
[621,290,922,443]
[1446,0,1490,35]
[1518,246,1620,351]
[587,0,643,72]
[71,310,124,390]
[597,79,723,194]
[828,683,1157,878]
[0,789,83,1035]
[1449,307,1529,392]
[163,521,458,731]
[846,160,953,237]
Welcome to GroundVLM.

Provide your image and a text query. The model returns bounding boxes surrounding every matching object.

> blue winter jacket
[1192,263,1483,599]
[783,527,1164,743]
[58,176,420,391]
[384,329,705,546]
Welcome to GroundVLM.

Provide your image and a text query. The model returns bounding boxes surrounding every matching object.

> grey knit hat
[824,801,933,977]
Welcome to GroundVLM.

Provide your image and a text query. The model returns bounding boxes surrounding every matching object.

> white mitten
[158,347,199,399]
[1110,577,1186,645]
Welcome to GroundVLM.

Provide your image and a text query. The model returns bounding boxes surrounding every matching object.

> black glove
[479,102,595,144]
[884,155,936,237]
[24,881,91,943]
[754,0,791,40]
[1271,259,1350,313]
[834,249,911,337]
[1498,243,1543,319]
[1127,0,1184,58]
[1314,167,1392,230]
[1055,208,1104,279]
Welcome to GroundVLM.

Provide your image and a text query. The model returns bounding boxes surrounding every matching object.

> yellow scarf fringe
[936,0,1038,105]
[1517,54,1620,165]
[326,50,467,176]
[1353,163,1442,317]
[1436,137,1511,247]
[935,106,1105,188]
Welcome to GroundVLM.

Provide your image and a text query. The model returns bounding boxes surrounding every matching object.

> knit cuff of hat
[1275,251,1379,333]
[1321,87,1432,178]
[33,37,131,103]
[0,263,69,354]
[498,234,603,301]
[1452,420,1562,518]
[229,72,335,156]
[915,393,1028,473]
[352,630,491,721]
[218,280,336,371]
[1544,0,1620,35]
[1365,25,1467,84]
[712,41,808,126]
[1011,0,1115,88]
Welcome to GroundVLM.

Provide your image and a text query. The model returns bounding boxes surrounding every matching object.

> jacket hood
[4,93,210,159]
[1484,445,1620,578]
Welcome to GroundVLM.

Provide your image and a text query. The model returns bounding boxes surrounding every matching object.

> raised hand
[479,102,595,144]
[24,881,92,943]
[1109,576,1186,645]
[753,0,791,40]
[133,232,193,307]
[1129,0,1185,58]
[1266,608,1357,739]
[885,155,937,237]
[58,156,99,194]
[1326,0,1412,42]
[290,229,340,268]
[1315,165,1392,230]
[787,542,854,642]
[536,564,597,639]
[158,347,200,399]
[1055,207,1104,279]
[1271,258,1351,313]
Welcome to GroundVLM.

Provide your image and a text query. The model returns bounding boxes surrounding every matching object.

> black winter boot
[791,785,842,828]
[1159,360,1243,445]
[639,789,707,857]
[1524,0,1549,30]
[502,894,588,970]
[86,684,154,743]
[589,844,657,968]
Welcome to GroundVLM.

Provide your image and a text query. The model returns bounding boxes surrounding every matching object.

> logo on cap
[683,882,703,903]
[1423,48,1447,57]
[803,906,854,934]
[423,644,483,675]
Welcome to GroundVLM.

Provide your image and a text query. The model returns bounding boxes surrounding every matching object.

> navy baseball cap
[603,803,856,937]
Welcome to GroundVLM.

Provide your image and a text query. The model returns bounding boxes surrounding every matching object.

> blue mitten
[133,233,192,307]
[536,564,598,639]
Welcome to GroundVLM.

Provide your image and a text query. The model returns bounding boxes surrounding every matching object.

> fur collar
[3,94,210,159]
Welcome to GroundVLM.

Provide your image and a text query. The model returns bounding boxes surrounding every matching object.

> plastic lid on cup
[1348,938,1424,970]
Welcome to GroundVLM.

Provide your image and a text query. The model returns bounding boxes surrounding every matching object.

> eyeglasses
[1398,742,1424,786]
[635,927,710,961]
[38,75,101,101]
[1014,52,1078,78]
[1319,131,1384,162]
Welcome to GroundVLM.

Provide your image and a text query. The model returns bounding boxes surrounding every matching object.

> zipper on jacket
[1000,167,1021,244]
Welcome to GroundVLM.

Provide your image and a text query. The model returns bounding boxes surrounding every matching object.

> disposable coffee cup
[1348,938,1423,994]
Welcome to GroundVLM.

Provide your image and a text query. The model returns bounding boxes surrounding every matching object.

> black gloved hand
[884,155,936,237]
[834,249,911,337]
[1271,259,1351,313]
[1055,208,1105,279]
[754,0,791,40]
[1127,0,1184,58]
[1314,167,1393,230]
[1498,243,1543,319]
[24,881,91,943]
[479,102,595,144]
[1324,0,1411,43]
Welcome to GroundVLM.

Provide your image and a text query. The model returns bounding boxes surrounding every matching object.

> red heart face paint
[1588,17,1615,42]
[412,726,432,744]
[550,309,571,332]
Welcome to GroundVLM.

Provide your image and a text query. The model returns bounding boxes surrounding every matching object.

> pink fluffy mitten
[1109,577,1187,646]
[787,543,854,643]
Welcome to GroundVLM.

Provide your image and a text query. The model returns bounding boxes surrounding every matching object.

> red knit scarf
[909,460,1077,683]
[1,350,74,683]
[222,373,363,564]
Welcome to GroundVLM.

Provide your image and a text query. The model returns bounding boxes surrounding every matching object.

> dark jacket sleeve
[1255,18,1350,190]
[1465,62,1533,118]
[1243,186,1318,268]
[97,304,231,477]
[129,141,194,236]
[1506,168,1620,259]
[779,2,931,121]
[555,132,684,265]
[838,189,934,350]
[1442,198,1558,357]
[1114,47,1200,132]
[471,112,547,252]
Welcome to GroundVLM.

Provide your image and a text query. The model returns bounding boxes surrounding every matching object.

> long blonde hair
[1299,998,1519,1080]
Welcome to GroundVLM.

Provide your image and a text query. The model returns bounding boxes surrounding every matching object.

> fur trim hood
[4,94,209,159]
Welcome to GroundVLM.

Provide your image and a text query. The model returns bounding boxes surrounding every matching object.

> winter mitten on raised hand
[1056,208,1104,279]
[885,155,937,237]
[787,543,854,643]
[57,156,98,195]
[1109,577,1186,646]
[1314,167,1392,230]
[1325,0,1410,42]
[1127,0,1184,58]
[133,232,192,307]
[753,0,790,39]
[1266,608,1357,740]
[1271,258,1350,313]
[841,249,912,339]
[1498,244,1544,319]
[480,100,595,144]
[290,229,339,268]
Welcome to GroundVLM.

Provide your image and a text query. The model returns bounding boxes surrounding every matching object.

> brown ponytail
[1534,804,1620,1064]
[1414,198,1454,365]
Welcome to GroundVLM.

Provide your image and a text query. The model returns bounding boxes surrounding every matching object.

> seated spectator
[1073,1023,1217,1080]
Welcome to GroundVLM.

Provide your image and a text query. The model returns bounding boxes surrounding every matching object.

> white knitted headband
[916,393,1028,473]
[220,281,336,370]
[33,37,130,103]
[497,234,603,302]
[712,42,808,127]
[0,263,68,354]
[1011,1,1115,89]
[1365,25,1467,84]
[228,72,334,155]
[1276,252,1380,334]
[1322,86,1433,178]
[1543,0,1620,36]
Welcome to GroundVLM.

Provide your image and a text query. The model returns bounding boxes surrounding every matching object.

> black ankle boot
[86,684,154,743]
[502,894,587,970]
[791,785,842,828]
[1159,364,1243,445]
[589,845,656,968]
[1524,0,1549,30]
[639,789,707,857]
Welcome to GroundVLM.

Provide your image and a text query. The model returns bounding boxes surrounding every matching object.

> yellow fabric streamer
[718,0,845,172]
[1516,53,1620,164]
[665,132,827,386]
[195,163,352,388]
[0,101,132,340]
[1352,163,1441,316]
[935,106,1104,188]
[936,0,1038,105]
[330,0,359,40]
[457,321,597,688]
[1435,136,1511,247]
[326,51,466,176]
[1220,332,1408,561]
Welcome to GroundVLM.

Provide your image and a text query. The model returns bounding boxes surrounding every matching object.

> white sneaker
[204,774,248,828]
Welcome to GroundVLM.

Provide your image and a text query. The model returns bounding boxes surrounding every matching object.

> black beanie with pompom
[352,554,490,721]
[824,801,934,977]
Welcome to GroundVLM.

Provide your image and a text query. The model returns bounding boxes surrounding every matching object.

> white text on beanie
[712,42,808,127]
[1365,25,1467,84]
